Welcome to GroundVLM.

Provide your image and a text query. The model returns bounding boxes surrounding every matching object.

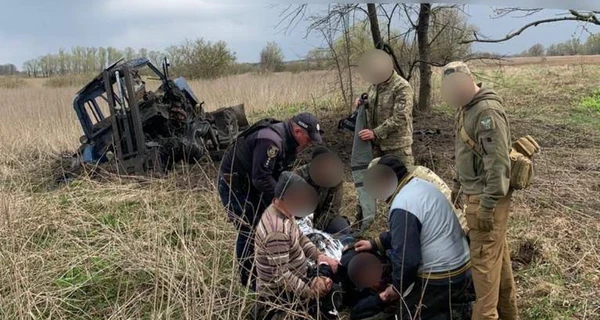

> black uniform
[217,119,299,289]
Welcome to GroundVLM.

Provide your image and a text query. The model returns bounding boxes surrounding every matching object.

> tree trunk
[367,4,382,47]
[417,3,432,114]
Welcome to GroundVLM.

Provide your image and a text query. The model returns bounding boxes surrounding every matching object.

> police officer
[442,61,518,320]
[217,112,324,290]
[354,49,415,166]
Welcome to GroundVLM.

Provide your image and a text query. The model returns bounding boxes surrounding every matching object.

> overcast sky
[1,0,600,68]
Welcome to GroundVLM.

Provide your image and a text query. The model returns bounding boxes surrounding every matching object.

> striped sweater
[255,204,321,299]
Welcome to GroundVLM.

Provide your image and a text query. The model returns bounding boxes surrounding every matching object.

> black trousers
[398,271,475,320]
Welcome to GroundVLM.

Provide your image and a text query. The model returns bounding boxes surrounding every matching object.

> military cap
[442,61,472,79]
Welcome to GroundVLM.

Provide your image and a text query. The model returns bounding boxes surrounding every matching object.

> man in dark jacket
[218,112,323,289]
[355,155,474,319]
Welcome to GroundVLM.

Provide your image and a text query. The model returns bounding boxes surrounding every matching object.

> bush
[259,42,284,73]
[166,39,236,79]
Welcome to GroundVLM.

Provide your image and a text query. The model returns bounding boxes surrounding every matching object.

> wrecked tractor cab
[71,57,249,175]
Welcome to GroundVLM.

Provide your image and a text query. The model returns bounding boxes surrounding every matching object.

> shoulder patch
[264,144,279,169]
[479,116,494,130]
[267,144,279,159]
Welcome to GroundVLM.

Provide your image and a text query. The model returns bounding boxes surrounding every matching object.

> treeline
[521,34,600,57]
[0,64,18,75]
[22,47,165,78]
[20,39,326,80]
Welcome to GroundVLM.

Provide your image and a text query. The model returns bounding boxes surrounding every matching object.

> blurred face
[363,165,399,200]
[309,153,344,188]
[351,253,384,289]
[441,72,477,108]
[275,182,318,218]
[358,49,394,85]
[291,123,312,152]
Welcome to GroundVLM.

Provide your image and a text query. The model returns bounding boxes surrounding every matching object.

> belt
[417,260,471,280]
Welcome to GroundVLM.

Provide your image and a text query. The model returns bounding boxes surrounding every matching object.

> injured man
[296,155,476,320]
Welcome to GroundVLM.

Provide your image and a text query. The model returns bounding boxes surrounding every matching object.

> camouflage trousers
[378,146,414,166]
[465,194,518,320]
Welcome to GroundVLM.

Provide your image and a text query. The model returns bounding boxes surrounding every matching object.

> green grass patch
[570,89,600,129]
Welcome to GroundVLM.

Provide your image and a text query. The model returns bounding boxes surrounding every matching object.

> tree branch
[462,14,600,44]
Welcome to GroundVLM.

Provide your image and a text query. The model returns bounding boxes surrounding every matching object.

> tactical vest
[229,118,287,175]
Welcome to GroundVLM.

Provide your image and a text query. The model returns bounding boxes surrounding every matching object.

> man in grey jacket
[355,155,474,319]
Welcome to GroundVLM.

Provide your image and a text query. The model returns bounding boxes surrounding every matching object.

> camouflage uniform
[445,61,518,320]
[366,70,414,166]
[295,164,344,232]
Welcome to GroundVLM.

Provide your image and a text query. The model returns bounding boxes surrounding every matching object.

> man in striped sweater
[254,171,340,319]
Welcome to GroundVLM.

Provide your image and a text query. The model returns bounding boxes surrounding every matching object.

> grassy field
[0,60,599,319]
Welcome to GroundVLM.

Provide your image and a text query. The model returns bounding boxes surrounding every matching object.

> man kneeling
[254,171,340,319]
[295,147,351,235]
[356,155,474,319]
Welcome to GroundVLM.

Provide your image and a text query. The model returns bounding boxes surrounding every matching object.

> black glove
[350,294,385,320]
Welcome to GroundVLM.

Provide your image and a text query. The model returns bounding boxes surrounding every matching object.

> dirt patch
[512,239,543,269]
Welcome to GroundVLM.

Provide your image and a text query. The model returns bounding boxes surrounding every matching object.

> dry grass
[0,63,599,319]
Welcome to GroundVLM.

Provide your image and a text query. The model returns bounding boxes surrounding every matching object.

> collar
[462,83,484,111]
[284,121,299,152]
[270,203,293,220]
[376,71,396,89]
[385,173,413,204]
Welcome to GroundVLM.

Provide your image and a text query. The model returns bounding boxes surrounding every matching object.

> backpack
[235,118,282,140]
[458,111,540,190]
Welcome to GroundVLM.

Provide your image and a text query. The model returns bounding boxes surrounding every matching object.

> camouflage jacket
[454,87,511,210]
[366,71,414,151]
[295,164,344,231]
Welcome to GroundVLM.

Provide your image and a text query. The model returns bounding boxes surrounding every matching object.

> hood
[466,86,503,109]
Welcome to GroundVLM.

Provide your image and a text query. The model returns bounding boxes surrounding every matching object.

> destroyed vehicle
[71,57,249,175]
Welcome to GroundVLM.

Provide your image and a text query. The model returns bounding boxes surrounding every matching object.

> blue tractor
[71,57,248,175]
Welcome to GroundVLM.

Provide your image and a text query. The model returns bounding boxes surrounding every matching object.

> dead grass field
[0,61,599,319]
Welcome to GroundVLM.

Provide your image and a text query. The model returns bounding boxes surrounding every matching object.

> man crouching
[355,155,474,319]
[254,171,340,320]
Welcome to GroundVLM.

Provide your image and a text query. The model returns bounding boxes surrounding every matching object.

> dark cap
[274,171,307,199]
[371,154,408,181]
[292,112,324,143]
[311,146,332,159]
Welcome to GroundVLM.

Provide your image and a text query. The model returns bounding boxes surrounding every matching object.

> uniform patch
[267,145,279,159]
[480,117,494,130]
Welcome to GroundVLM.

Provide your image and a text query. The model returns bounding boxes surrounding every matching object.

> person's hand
[310,276,332,297]
[477,205,495,232]
[358,129,376,141]
[451,188,463,210]
[354,240,373,252]
[379,285,400,302]
[318,254,339,274]
[354,97,362,109]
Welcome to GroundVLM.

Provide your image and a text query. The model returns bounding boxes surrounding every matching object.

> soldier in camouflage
[355,49,414,166]
[442,61,518,320]
[294,147,350,234]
